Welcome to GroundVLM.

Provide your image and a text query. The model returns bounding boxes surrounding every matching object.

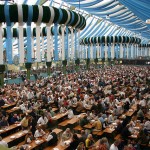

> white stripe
[36,26,41,62]
[0,24,3,64]
[41,36,45,59]
[90,44,93,59]
[65,10,71,25]
[47,7,55,26]
[61,26,65,60]
[37,6,43,25]
[18,5,23,25]
[111,43,114,59]
[77,30,80,58]
[18,5,24,63]
[71,28,74,60]
[47,26,51,61]
[36,6,43,62]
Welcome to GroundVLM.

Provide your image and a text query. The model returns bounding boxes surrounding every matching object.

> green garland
[32,5,39,22]
[59,9,68,24]
[0,4,86,30]
[9,5,18,23]
[0,5,5,22]
[22,5,28,22]
[42,6,51,23]
[53,7,60,23]
[81,36,141,45]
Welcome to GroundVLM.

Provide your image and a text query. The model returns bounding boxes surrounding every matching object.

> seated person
[0,116,9,128]
[37,113,48,128]
[144,117,150,134]
[25,132,34,144]
[85,134,95,149]
[61,128,73,142]
[46,129,58,146]
[60,105,67,113]
[67,108,74,119]
[121,124,131,140]
[80,116,89,127]
[115,120,123,134]
[75,100,84,114]
[21,115,30,130]
[10,114,19,124]
[107,114,115,124]
[66,134,80,150]
[0,136,8,148]
[92,117,102,131]
[34,126,45,138]
[79,130,87,143]
[0,96,5,107]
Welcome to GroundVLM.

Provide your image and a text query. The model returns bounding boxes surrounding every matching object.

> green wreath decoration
[0,4,86,30]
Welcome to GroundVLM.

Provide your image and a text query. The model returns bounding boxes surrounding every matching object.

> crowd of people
[0,65,150,150]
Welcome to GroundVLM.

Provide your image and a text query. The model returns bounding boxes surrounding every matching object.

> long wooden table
[0,123,21,136]
[1,102,16,110]
[3,130,28,147]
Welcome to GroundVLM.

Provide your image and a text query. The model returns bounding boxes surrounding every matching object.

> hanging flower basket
[75,58,80,65]
[62,59,67,66]
[46,61,52,67]
[0,65,5,73]
[25,62,32,69]
[94,58,98,64]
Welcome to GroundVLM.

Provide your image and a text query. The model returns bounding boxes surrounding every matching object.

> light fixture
[146,19,150,24]
[106,15,110,20]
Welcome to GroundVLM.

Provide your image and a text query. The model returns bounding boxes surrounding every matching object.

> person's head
[66,128,71,133]
[102,137,108,143]
[114,139,120,147]
[81,130,85,135]
[87,134,92,140]
[13,114,18,118]
[73,134,78,141]
[77,142,85,150]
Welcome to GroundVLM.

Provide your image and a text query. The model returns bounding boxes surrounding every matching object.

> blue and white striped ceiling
[1,0,150,55]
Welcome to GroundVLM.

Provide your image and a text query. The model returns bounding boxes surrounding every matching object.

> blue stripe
[4,5,12,64]
[54,24,58,61]
[49,0,54,6]
[65,26,68,59]
[27,5,33,62]
[56,9,63,24]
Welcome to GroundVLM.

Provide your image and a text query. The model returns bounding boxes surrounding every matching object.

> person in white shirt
[68,109,74,119]
[46,129,58,146]
[109,140,120,150]
[144,118,150,133]
[37,114,48,126]
[60,106,67,113]
[108,114,115,124]
[139,99,146,107]
[0,136,8,147]
[34,126,45,138]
